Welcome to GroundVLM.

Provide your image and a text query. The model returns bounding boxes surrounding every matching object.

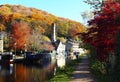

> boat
[24,52,51,63]
[0,53,13,64]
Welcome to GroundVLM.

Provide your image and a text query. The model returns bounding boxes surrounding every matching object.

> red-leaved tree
[10,21,31,51]
[81,0,120,61]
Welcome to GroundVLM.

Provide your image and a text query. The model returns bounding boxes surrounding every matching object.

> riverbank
[49,56,82,82]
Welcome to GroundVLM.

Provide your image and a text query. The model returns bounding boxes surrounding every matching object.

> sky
[0,0,91,24]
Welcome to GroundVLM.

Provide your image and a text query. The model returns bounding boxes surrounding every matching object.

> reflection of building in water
[56,57,65,68]
[0,64,13,76]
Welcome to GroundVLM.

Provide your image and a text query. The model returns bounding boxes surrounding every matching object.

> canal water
[0,61,56,82]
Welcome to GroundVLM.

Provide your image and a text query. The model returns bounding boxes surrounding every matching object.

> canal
[0,60,56,82]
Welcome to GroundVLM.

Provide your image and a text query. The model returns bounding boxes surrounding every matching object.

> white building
[51,23,66,55]
[0,31,7,53]
[66,39,85,55]
[55,40,65,55]
[51,23,66,68]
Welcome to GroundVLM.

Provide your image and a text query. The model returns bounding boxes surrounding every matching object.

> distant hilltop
[0,4,86,38]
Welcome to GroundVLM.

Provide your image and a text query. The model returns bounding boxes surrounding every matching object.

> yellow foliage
[43,36,51,42]
[0,5,11,14]
[0,24,5,31]
[57,37,66,43]
[12,13,21,19]
[31,14,43,20]
[35,27,45,34]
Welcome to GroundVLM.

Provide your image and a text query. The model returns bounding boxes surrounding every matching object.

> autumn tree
[81,0,120,61]
[29,29,51,51]
[0,23,6,31]
[68,26,79,39]
[29,20,45,34]
[0,4,86,45]
[10,21,31,51]
[29,29,43,51]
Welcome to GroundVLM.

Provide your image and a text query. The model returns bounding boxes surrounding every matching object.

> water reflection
[0,61,56,82]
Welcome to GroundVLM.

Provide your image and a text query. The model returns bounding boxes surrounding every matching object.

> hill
[0,4,86,38]
[0,4,86,51]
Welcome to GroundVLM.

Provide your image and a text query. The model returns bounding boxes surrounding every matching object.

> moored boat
[24,52,51,63]
[0,54,13,64]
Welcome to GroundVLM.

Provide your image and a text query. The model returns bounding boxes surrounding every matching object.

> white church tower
[52,23,56,42]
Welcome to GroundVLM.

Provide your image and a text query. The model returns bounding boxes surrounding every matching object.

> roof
[52,40,61,50]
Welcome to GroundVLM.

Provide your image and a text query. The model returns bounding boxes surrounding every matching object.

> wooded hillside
[0,4,86,51]
[0,4,86,38]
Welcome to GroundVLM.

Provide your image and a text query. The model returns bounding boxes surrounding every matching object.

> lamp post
[24,43,27,58]
[24,43,27,52]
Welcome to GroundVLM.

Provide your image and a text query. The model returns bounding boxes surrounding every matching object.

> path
[70,55,98,82]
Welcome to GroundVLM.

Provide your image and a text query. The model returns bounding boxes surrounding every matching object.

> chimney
[52,23,56,42]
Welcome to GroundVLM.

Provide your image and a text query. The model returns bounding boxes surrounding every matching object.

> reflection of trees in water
[0,62,56,82]
[31,68,45,82]
[13,64,31,82]
[30,63,56,82]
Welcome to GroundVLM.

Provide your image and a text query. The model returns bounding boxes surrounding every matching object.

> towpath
[70,55,98,82]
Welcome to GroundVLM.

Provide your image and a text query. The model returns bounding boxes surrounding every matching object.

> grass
[49,56,82,82]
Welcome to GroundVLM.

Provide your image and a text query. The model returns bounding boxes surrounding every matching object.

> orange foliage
[10,21,31,50]
[14,64,31,82]
[68,27,79,37]
[12,13,21,19]
[31,13,43,20]
[0,4,86,40]
[0,14,10,24]
[0,24,6,31]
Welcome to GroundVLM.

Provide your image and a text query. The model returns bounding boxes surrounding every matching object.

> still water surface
[0,61,56,82]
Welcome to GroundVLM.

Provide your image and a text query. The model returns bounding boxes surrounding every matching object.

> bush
[91,60,106,74]
[86,44,115,82]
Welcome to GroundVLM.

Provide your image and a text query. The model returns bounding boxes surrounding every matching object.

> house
[65,39,73,55]
[51,23,66,68]
[51,23,66,56]
[0,31,7,53]
[65,39,85,56]
[54,40,65,56]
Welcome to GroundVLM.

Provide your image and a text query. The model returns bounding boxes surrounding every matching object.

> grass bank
[49,57,82,82]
